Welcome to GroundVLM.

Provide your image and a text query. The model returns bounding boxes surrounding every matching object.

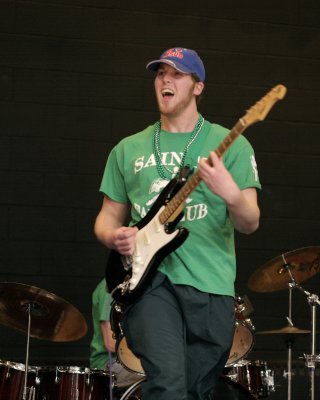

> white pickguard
[126,206,180,291]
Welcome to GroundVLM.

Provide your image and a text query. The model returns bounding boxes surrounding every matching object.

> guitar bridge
[118,275,131,295]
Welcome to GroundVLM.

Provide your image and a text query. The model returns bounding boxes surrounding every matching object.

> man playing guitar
[94,47,261,399]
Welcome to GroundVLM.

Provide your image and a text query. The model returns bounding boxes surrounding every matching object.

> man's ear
[194,81,204,96]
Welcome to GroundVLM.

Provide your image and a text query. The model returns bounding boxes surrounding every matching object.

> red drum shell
[0,360,25,400]
[37,366,114,400]
[223,360,275,398]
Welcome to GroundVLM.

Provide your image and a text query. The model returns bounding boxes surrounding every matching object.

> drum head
[226,320,254,366]
[117,336,145,376]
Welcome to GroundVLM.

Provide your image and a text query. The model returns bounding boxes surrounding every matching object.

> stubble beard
[157,84,197,119]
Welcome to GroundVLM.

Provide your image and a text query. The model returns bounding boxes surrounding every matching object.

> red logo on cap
[162,48,183,59]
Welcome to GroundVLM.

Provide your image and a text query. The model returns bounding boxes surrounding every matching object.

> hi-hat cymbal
[0,282,87,342]
[257,325,310,335]
[248,246,320,292]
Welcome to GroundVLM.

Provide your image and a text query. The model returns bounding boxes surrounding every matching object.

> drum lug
[54,368,61,384]
[85,368,91,386]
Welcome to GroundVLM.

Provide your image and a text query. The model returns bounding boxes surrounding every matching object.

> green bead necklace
[152,113,204,179]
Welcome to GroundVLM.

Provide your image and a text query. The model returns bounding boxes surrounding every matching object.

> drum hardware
[32,365,114,399]
[248,246,320,400]
[54,368,61,384]
[118,377,144,400]
[23,302,32,400]
[0,282,88,400]
[34,368,41,386]
[303,354,320,367]
[255,287,310,400]
[25,385,35,400]
[235,294,254,319]
[288,280,320,400]
[223,360,275,398]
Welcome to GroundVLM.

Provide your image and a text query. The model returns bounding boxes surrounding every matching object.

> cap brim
[146,59,190,74]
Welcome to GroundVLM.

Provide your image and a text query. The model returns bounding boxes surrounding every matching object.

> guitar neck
[159,119,247,224]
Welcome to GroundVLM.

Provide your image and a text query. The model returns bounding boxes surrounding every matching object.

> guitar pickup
[143,231,151,245]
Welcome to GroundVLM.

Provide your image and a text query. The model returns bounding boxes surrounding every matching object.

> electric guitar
[105,84,287,303]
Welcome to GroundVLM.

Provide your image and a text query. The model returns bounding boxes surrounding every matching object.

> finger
[208,151,218,164]
[199,157,211,171]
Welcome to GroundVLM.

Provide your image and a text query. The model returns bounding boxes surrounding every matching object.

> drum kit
[0,245,319,400]
[215,245,320,400]
[112,246,320,400]
[0,282,110,400]
[248,246,320,400]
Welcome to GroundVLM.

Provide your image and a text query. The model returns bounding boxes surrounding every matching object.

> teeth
[162,89,174,96]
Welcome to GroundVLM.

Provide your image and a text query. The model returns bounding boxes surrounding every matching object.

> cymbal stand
[21,302,36,400]
[281,258,295,400]
[289,280,320,400]
[21,299,48,400]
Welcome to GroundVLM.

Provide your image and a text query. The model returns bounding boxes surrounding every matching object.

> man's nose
[163,72,172,82]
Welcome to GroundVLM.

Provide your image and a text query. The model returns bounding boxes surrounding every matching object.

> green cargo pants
[122,272,235,400]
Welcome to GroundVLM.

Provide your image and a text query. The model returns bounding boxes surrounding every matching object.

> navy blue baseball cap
[146,47,205,82]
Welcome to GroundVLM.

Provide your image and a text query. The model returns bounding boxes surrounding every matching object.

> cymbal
[257,325,310,335]
[248,246,320,292]
[0,282,88,342]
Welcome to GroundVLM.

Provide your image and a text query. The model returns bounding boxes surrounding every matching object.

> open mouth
[161,89,174,98]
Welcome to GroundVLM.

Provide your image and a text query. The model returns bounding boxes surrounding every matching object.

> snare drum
[37,365,114,399]
[223,360,275,398]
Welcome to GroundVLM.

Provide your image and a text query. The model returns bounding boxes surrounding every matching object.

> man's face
[154,64,202,117]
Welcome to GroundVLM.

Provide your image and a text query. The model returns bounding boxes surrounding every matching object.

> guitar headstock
[242,84,287,127]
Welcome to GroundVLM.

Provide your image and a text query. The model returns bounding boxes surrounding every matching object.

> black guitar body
[105,170,191,304]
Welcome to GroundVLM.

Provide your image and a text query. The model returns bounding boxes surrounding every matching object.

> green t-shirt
[89,279,113,369]
[100,120,261,296]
